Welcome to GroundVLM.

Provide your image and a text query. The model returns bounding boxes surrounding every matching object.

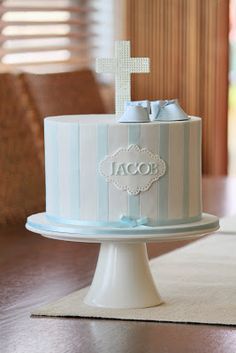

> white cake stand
[26,212,219,309]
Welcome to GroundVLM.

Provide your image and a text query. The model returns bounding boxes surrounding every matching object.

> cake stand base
[26,212,219,309]
[84,242,162,308]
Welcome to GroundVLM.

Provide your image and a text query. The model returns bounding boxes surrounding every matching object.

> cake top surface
[45,115,200,125]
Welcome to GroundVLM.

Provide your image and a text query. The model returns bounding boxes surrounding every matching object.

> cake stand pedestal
[84,242,161,308]
[26,213,219,309]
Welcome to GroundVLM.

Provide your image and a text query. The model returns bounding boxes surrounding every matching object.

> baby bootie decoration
[118,105,150,123]
[120,99,189,123]
[151,99,189,121]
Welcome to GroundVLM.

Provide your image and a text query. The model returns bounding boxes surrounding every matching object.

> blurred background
[229,0,236,175]
[0,0,232,224]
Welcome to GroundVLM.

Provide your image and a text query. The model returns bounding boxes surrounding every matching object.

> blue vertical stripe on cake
[128,124,140,145]
[45,122,59,216]
[69,124,80,218]
[158,123,169,223]
[97,124,109,221]
[183,122,190,218]
[128,124,140,219]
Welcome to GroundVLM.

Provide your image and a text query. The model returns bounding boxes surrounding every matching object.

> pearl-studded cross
[96,41,150,116]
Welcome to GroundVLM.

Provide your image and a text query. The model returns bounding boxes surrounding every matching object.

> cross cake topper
[96,41,150,116]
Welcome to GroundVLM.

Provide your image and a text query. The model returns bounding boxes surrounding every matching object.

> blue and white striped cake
[44,114,202,228]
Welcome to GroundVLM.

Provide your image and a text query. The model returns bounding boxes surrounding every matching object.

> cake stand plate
[26,213,219,309]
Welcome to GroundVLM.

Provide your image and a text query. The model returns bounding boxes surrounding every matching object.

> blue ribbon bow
[120,215,149,228]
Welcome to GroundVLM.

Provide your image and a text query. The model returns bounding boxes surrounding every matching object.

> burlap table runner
[219,215,236,234]
[32,233,236,326]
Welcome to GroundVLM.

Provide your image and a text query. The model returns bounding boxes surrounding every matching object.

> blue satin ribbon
[26,213,219,236]
[46,213,202,228]
[46,214,150,228]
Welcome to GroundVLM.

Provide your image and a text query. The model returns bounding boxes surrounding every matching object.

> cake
[25,40,219,312]
[23,39,220,314]
[40,40,202,230]
[44,114,201,228]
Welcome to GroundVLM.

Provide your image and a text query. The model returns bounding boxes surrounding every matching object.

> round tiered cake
[44,114,202,228]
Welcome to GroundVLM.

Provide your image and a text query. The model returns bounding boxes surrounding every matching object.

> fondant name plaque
[111,162,158,176]
[99,144,166,195]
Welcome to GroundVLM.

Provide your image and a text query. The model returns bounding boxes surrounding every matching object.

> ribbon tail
[137,217,149,226]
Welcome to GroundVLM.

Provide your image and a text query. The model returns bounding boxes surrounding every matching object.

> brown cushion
[0,73,45,224]
[21,69,106,118]
[0,69,106,224]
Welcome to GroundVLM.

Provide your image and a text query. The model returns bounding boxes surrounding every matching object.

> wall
[118,0,229,175]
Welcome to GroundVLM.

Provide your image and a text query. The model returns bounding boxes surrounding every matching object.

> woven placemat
[32,233,236,325]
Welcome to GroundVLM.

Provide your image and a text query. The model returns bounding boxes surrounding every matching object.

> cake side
[44,115,202,226]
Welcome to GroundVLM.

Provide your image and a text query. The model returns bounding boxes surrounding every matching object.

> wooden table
[1,177,236,353]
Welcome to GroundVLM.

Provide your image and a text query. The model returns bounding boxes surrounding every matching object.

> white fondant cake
[44,114,202,227]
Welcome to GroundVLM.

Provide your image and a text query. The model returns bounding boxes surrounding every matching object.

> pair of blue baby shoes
[119,99,189,123]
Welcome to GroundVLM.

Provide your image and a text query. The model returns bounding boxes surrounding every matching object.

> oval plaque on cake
[99,144,166,195]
